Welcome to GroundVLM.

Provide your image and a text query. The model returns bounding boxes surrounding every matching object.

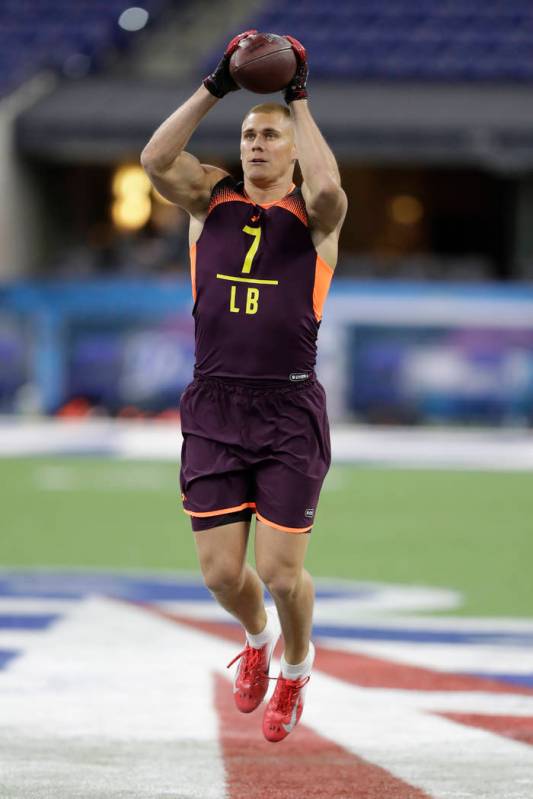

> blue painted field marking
[0,587,86,600]
[0,572,375,603]
[0,569,531,684]
[0,649,20,669]
[0,614,60,630]
[470,672,533,689]
[312,623,533,647]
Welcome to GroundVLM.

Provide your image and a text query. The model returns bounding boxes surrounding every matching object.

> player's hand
[283,35,308,104]
[203,30,257,98]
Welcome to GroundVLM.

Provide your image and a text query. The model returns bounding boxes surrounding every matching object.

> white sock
[246,607,278,648]
[281,641,315,680]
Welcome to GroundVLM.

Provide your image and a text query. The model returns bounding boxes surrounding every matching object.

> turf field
[2,454,533,799]
[1,457,531,618]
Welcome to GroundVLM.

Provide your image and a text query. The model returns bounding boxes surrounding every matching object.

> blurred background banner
[2,280,533,424]
[0,281,194,414]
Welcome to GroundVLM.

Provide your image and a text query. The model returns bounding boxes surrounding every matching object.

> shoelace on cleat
[267,674,310,716]
[226,644,266,684]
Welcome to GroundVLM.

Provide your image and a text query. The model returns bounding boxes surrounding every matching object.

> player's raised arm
[140,30,256,216]
[140,87,223,215]
[283,37,347,234]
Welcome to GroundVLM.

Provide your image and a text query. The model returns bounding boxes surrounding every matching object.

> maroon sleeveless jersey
[189,176,333,381]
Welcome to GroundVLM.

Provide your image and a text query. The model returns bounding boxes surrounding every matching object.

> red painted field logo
[0,569,532,799]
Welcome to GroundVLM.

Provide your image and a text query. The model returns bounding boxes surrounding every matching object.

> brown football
[229,32,297,94]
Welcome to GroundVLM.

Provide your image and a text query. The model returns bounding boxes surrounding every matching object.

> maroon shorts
[179,375,331,534]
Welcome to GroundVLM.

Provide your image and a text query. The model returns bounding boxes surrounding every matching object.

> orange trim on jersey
[242,183,307,224]
[189,243,197,302]
[256,510,312,534]
[208,186,251,215]
[208,181,306,224]
[274,193,308,226]
[183,502,257,518]
[313,254,334,322]
[251,183,297,209]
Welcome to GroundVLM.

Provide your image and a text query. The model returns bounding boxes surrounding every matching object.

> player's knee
[202,562,244,596]
[260,568,300,601]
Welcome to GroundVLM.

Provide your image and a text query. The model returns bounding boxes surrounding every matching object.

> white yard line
[0,597,226,799]
[332,425,533,471]
[1,418,533,471]
[303,669,533,799]
[361,687,533,717]
[32,463,174,492]
[155,584,463,619]
[1,593,533,798]
[0,599,78,614]
[0,631,56,650]
[310,614,533,632]
[318,637,533,675]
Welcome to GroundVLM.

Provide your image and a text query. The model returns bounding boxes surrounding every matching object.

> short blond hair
[243,103,290,124]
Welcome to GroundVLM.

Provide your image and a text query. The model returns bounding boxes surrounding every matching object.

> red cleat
[262,672,311,742]
[226,609,280,714]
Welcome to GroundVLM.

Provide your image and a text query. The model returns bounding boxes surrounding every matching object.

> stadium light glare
[118,7,149,32]
[112,165,151,196]
[112,196,151,230]
[389,195,424,226]
[111,165,152,230]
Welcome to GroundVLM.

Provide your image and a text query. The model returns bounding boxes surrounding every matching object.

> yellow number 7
[241,225,261,274]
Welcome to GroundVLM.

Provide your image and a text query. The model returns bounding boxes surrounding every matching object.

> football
[229,32,297,94]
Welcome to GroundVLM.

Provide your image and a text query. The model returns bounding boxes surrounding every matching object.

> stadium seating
[0,0,167,97]
[232,0,533,81]
[3,1,533,99]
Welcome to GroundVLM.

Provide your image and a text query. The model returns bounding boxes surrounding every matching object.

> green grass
[1,458,532,617]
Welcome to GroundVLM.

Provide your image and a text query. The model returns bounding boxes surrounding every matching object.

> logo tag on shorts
[305,508,315,518]
[289,372,310,382]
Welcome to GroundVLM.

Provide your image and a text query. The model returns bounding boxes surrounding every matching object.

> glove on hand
[203,30,257,98]
[283,35,308,103]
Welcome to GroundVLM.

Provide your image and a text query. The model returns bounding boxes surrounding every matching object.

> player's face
[240,112,297,183]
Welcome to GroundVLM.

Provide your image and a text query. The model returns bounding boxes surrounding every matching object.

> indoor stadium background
[0,3,532,798]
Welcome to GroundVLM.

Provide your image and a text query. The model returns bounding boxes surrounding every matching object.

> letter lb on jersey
[189,176,333,380]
